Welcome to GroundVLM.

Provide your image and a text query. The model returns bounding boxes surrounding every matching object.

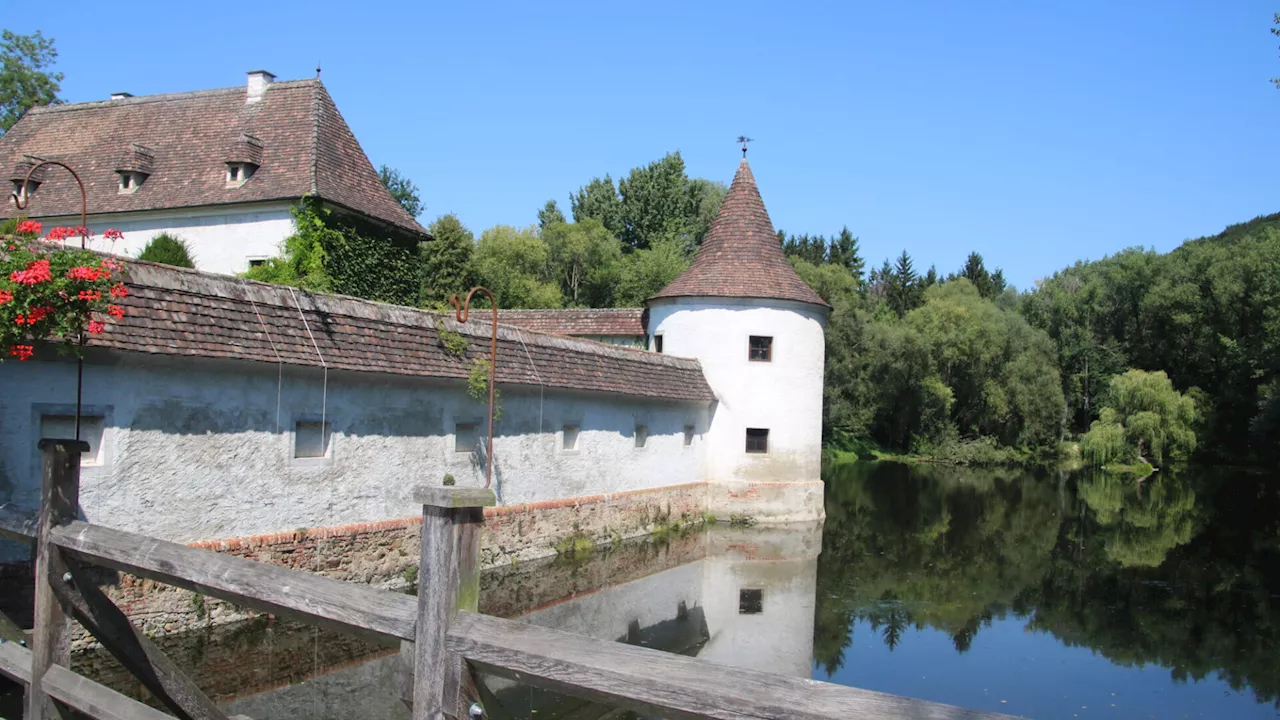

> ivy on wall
[244,197,421,307]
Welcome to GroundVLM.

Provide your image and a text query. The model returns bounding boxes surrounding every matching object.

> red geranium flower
[16,220,42,235]
[0,290,12,305]
[87,320,106,334]
[8,345,34,361]
[11,258,53,285]
[107,304,125,319]
[110,283,129,298]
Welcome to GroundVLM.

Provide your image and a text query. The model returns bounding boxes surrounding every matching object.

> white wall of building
[38,202,296,276]
[647,297,828,485]
[0,352,709,561]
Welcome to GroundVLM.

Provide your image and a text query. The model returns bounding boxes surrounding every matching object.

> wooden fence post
[410,487,495,720]
[27,438,88,720]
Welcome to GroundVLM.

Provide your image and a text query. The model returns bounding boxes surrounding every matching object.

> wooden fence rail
[0,440,1023,720]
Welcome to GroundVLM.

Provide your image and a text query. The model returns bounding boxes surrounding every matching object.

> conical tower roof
[649,160,829,309]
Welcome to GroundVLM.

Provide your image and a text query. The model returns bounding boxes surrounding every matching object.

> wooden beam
[0,608,26,645]
[0,638,32,685]
[29,438,87,720]
[447,612,1023,720]
[412,490,489,720]
[0,641,194,720]
[0,503,36,542]
[50,553,231,720]
[48,520,417,645]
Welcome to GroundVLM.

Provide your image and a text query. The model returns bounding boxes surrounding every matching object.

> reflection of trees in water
[1076,471,1198,567]
[814,461,1061,672]
[816,461,1280,706]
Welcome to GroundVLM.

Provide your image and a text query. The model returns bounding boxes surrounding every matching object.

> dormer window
[117,171,146,194]
[115,144,153,195]
[225,133,263,189]
[225,162,257,187]
[11,179,38,201]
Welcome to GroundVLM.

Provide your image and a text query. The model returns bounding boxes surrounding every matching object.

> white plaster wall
[647,297,827,485]
[38,202,296,275]
[0,352,708,561]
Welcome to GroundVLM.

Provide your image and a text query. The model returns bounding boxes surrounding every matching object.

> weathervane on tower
[737,135,753,158]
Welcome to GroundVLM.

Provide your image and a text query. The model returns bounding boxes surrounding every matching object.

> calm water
[17,462,1278,719]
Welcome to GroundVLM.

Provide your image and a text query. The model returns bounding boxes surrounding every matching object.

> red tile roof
[649,160,828,309]
[84,260,712,403]
[497,308,648,337]
[1,79,426,237]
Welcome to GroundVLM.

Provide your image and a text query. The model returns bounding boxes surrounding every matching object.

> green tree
[542,219,623,307]
[1080,369,1198,466]
[570,176,624,239]
[827,227,865,281]
[243,206,333,293]
[472,225,561,309]
[420,214,475,308]
[137,233,195,269]
[617,152,700,251]
[377,165,423,218]
[0,30,63,134]
[537,199,566,229]
[613,239,690,307]
[887,250,923,319]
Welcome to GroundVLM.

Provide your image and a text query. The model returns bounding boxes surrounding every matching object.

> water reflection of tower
[696,523,822,678]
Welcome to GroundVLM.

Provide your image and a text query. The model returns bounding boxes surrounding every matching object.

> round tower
[646,159,830,521]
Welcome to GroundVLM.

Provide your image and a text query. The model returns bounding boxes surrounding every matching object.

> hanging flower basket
[1,221,128,361]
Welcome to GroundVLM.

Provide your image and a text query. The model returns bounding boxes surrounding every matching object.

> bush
[138,233,195,268]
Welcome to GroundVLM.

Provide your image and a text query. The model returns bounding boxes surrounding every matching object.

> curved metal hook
[10,159,89,249]
[448,287,499,489]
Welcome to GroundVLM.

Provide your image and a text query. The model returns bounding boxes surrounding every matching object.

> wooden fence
[0,440,1022,720]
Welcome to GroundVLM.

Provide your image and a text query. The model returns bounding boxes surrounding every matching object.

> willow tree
[1081,369,1198,466]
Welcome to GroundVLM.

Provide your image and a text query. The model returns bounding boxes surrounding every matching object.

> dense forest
[242,151,1280,468]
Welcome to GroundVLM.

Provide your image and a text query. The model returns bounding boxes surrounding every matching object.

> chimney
[110,92,133,100]
[246,70,275,103]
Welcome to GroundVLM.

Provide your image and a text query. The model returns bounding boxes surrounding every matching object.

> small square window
[294,421,331,459]
[749,336,772,362]
[653,334,664,354]
[635,425,648,448]
[745,428,769,454]
[563,424,580,451]
[247,258,267,268]
[229,166,241,182]
[455,423,477,453]
[739,589,763,614]
[40,414,106,467]
[683,425,695,447]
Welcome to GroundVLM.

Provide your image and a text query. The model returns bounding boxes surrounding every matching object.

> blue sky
[9,1,1279,289]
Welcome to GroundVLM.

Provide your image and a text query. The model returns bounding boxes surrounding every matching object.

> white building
[1,71,427,274]
[0,157,827,570]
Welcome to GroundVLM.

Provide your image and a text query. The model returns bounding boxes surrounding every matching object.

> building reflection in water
[72,522,826,720]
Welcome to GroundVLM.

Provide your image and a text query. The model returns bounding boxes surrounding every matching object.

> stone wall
[0,481,714,641]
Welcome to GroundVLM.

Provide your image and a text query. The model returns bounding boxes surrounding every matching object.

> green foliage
[402,564,419,584]
[1272,13,1280,89]
[378,164,423,218]
[438,328,468,357]
[1022,217,1280,464]
[1080,370,1198,466]
[468,357,502,421]
[541,219,623,307]
[537,199,567,229]
[950,252,1006,300]
[420,214,475,308]
[137,233,195,268]
[612,238,690,307]
[887,250,923,319]
[244,199,421,306]
[570,176,623,238]
[0,30,63,134]
[472,225,561,308]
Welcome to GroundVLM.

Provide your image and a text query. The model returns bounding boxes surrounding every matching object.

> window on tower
[749,335,772,362]
[745,428,769,454]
